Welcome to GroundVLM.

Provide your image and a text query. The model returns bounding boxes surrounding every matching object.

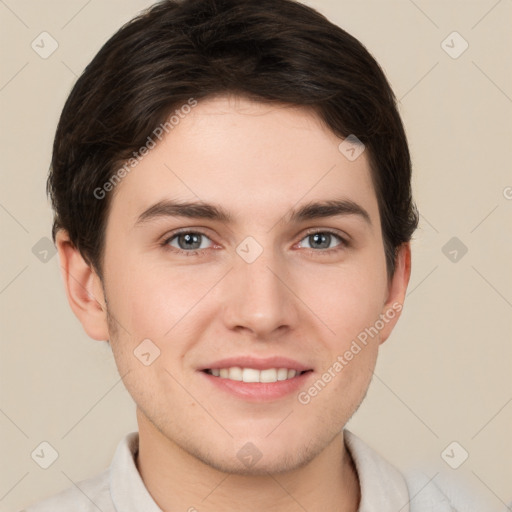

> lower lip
[199,370,313,401]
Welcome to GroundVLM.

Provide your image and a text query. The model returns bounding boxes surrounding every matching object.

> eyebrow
[134,198,372,227]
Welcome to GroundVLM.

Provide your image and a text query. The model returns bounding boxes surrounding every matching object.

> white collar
[344,430,410,512]
[109,430,410,512]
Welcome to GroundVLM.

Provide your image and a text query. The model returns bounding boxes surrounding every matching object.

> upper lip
[200,356,312,372]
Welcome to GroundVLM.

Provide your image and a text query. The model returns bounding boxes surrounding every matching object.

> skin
[57,95,411,512]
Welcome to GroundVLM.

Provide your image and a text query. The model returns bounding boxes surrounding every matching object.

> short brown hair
[48,0,418,279]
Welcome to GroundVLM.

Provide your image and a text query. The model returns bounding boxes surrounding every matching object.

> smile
[203,367,311,383]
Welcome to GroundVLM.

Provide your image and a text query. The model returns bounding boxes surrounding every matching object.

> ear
[379,242,412,345]
[55,230,110,341]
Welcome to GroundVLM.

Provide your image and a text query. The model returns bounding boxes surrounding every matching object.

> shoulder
[344,430,501,512]
[22,432,139,512]
[23,468,114,512]
[403,470,503,512]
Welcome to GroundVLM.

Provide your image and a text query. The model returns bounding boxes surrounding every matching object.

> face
[88,95,408,474]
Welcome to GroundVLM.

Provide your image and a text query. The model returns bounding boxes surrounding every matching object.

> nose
[221,245,299,339]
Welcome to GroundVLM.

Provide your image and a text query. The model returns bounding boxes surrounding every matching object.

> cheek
[310,263,385,407]
[106,255,218,339]
[301,263,387,344]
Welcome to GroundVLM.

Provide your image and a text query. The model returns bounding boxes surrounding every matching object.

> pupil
[180,233,200,250]
[312,233,329,249]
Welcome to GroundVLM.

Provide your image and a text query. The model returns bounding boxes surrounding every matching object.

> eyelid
[161,228,217,249]
[300,226,350,243]
[295,227,350,251]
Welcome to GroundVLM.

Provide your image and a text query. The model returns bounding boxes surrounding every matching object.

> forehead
[107,95,379,230]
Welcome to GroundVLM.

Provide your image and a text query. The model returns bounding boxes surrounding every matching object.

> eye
[161,228,349,257]
[297,230,348,252]
[163,231,213,254]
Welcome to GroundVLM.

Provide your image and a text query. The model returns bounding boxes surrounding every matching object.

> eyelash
[160,228,350,258]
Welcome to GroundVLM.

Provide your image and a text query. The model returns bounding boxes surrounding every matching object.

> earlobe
[379,243,412,345]
[55,230,110,341]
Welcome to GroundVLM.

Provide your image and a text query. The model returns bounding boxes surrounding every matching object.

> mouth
[198,356,314,401]
[202,367,313,383]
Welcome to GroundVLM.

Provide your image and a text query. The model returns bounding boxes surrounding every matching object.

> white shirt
[23,430,486,512]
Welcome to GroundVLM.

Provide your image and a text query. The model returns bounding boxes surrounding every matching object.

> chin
[186,434,322,476]
[201,448,315,476]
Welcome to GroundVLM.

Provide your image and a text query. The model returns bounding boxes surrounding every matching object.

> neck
[135,411,360,512]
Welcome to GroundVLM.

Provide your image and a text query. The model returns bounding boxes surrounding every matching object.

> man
[25,0,482,510]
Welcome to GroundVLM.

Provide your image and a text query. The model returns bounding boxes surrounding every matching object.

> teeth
[259,368,277,383]
[277,368,289,381]
[240,368,257,382]
[207,367,304,383]
[230,367,243,381]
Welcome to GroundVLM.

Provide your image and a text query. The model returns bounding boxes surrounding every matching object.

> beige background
[1,0,511,510]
